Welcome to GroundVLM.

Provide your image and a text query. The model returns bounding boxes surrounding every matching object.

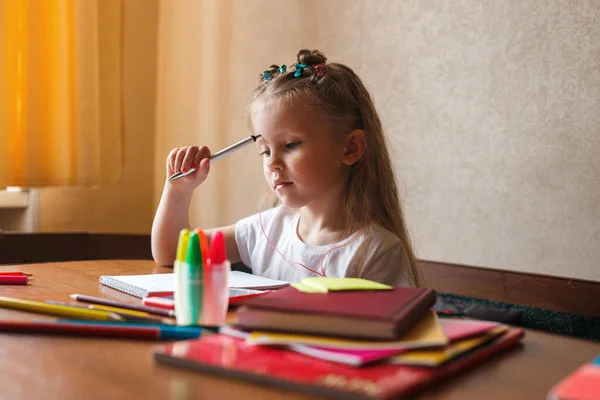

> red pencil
[0,272,32,277]
[0,276,29,285]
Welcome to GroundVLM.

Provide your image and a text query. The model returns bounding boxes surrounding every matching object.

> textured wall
[155,0,600,281]
[312,0,600,280]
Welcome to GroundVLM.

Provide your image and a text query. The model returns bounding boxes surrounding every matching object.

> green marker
[180,231,204,326]
[174,229,189,325]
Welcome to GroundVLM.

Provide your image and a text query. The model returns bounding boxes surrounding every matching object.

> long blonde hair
[252,49,419,285]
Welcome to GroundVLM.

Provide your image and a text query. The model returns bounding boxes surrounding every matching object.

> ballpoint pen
[168,134,262,181]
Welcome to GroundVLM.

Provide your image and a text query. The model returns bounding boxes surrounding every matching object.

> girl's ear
[342,129,366,166]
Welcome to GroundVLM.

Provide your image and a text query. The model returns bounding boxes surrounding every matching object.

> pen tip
[69,294,77,299]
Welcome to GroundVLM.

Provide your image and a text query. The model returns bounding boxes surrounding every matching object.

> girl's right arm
[151,146,212,266]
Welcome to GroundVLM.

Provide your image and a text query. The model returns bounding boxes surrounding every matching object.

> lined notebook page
[99,272,290,298]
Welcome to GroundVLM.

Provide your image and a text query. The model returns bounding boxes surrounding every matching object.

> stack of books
[154,278,524,399]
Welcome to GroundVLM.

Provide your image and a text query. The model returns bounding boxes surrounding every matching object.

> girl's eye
[285,142,301,150]
[259,150,270,156]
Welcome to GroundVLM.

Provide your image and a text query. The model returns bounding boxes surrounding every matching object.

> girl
[152,49,418,287]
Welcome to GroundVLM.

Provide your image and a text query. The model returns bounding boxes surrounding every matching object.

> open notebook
[99,271,289,298]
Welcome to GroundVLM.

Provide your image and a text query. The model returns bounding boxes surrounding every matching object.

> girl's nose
[266,153,283,171]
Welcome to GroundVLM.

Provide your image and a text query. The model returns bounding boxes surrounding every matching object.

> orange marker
[193,228,210,265]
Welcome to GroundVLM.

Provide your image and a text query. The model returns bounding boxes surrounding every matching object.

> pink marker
[203,231,230,326]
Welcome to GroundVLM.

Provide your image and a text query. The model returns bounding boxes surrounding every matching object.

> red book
[547,356,600,400]
[154,328,524,399]
[235,286,436,340]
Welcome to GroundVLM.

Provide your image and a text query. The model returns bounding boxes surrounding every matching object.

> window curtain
[0,0,123,189]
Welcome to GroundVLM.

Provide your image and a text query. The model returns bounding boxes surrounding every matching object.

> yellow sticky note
[290,282,328,293]
[300,277,392,292]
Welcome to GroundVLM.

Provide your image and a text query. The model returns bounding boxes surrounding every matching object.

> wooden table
[0,260,598,400]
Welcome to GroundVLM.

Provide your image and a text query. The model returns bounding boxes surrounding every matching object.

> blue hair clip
[293,63,307,78]
[262,72,272,81]
[279,65,287,74]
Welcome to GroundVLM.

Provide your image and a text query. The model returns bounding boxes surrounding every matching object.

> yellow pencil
[88,304,151,318]
[0,297,125,322]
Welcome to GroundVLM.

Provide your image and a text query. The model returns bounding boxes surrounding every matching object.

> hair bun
[296,49,327,66]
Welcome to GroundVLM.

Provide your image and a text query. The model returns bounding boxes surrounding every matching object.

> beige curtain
[0,0,123,189]
[155,0,314,229]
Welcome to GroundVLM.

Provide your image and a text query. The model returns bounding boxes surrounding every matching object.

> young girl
[152,49,418,287]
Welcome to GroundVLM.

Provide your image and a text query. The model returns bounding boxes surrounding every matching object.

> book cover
[221,315,501,367]
[388,326,508,367]
[154,328,524,400]
[546,355,600,400]
[235,286,436,340]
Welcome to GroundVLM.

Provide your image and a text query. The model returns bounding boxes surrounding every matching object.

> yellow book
[388,326,508,366]
[246,310,447,350]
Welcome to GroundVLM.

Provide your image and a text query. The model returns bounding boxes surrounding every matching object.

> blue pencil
[2,320,202,341]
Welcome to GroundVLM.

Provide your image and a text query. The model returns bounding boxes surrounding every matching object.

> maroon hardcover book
[235,286,437,340]
[154,328,525,400]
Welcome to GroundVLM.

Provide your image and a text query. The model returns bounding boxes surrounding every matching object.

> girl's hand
[166,146,211,192]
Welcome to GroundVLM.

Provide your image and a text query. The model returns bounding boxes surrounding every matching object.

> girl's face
[251,101,348,210]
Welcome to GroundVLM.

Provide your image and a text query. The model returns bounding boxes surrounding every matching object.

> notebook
[99,271,289,298]
[388,326,508,367]
[546,355,600,400]
[153,328,525,399]
[235,286,436,340]
[222,315,500,366]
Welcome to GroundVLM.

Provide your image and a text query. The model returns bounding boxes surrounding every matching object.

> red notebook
[235,286,436,340]
[154,328,524,399]
[546,356,600,400]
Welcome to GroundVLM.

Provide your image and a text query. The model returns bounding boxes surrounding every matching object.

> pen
[0,276,29,285]
[0,320,202,340]
[168,134,262,181]
[0,296,124,321]
[70,294,176,317]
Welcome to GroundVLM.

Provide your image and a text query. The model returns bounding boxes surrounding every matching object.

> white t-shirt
[234,205,415,286]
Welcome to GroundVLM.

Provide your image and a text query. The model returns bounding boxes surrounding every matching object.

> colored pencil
[0,320,201,340]
[0,276,28,285]
[0,272,32,276]
[0,297,124,321]
[70,294,176,317]
[45,301,174,324]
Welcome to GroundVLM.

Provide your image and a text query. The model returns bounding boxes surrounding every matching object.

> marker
[176,231,204,326]
[192,228,210,266]
[204,230,230,326]
[174,229,190,325]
